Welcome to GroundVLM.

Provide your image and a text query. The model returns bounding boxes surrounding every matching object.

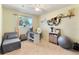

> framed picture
[55,29,60,34]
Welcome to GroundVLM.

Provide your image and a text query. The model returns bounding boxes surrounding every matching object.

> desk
[28,32,40,44]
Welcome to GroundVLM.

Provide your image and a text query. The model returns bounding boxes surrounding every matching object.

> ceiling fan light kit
[35,7,41,11]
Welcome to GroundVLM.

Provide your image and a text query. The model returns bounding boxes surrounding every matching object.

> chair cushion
[7,34,18,39]
[3,38,20,45]
[4,32,18,39]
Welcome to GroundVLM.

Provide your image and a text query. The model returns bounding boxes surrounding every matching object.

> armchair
[1,32,21,54]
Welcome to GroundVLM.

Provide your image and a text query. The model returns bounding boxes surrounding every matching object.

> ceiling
[3,4,72,15]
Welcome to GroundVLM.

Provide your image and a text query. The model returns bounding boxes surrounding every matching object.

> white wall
[2,6,40,35]
[40,5,79,43]
[0,4,2,46]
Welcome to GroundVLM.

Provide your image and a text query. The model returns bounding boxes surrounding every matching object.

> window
[19,16,32,27]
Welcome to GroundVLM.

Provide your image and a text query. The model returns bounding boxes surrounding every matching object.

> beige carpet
[3,39,79,55]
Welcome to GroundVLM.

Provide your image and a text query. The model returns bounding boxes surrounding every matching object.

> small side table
[49,32,60,45]
[20,34,27,41]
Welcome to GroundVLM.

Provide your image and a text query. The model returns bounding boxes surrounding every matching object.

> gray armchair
[1,32,21,54]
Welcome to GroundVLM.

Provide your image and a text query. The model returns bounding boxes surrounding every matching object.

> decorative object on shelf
[50,27,53,32]
[57,14,64,18]
[47,20,53,26]
[47,8,75,26]
[57,8,75,18]
[55,29,61,35]
[67,8,75,17]
[51,17,61,26]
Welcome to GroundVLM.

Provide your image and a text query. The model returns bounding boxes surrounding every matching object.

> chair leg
[1,46,4,54]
